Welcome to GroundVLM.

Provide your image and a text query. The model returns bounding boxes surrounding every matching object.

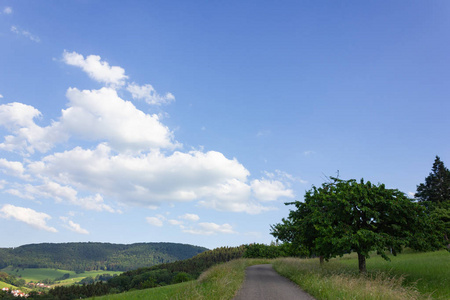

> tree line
[0,242,207,272]
[271,155,450,273]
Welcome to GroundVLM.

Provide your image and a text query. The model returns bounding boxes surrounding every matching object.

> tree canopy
[416,156,450,210]
[415,156,450,248]
[271,177,440,273]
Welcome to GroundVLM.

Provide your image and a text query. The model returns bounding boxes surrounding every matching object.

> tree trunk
[319,255,324,265]
[357,252,366,274]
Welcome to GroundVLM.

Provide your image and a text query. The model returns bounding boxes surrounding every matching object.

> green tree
[416,156,450,209]
[416,156,450,248]
[171,272,192,284]
[272,177,439,273]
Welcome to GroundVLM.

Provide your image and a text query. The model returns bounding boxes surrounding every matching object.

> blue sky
[0,1,449,250]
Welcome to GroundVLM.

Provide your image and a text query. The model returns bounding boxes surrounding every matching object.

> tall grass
[273,258,423,300]
[273,250,449,300]
[337,250,449,299]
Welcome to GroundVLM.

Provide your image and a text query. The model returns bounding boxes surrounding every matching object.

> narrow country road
[233,264,315,300]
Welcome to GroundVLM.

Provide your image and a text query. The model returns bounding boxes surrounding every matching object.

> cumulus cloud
[168,219,183,225]
[63,51,127,87]
[11,26,40,42]
[0,88,177,154]
[0,50,295,216]
[180,213,200,222]
[60,217,89,234]
[251,179,294,201]
[3,7,12,14]
[146,216,164,227]
[0,204,57,232]
[61,87,177,151]
[0,102,63,153]
[21,143,292,213]
[183,222,235,235]
[0,102,42,130]
[6,180,116,212]
[263,170,307,184]
[27,145,256,209]
[0,158,29,179]
[127,83,175,105]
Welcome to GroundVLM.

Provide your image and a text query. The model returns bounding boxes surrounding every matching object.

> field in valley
[1,266,122,287]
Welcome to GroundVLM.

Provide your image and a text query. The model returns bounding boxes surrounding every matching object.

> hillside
[0,242,208,271]
[46,245,246,298]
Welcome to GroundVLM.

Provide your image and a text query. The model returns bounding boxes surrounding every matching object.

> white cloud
[0,180,6,189]
[0,204,57,232]
[146,216,164,227]
[183,222,235,235]
[3,7,12,14]
[303,150,315,156]
[0,94,3,98]
[5,188,35,200]
[168,219,183,225]
[127,83,175,105]
[408,191,415,198]
[23,143,294,213]
[61,87,177,151]
[0,102,42,130]
[27,145,257,209]
[7,180,116,212]
[63,51,127,87]
[251,179,294,201]
[179,213,200,222]
[0,102,63,154]
[0,158,29,179]
[264,170,307,184]
[60,217,89,234]
[11,26,40,42]
[0,51,296,215]
[0,88,178,154]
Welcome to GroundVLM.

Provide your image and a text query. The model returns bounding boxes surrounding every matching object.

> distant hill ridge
[0,242,208,271]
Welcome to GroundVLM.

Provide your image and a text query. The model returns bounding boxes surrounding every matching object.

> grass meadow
[0,280,28,291]
[273,250,449,300]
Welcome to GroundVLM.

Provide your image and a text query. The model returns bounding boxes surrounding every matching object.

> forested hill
[0,242,208,271]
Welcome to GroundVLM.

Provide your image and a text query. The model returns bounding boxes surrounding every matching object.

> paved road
[233,264,315,300]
